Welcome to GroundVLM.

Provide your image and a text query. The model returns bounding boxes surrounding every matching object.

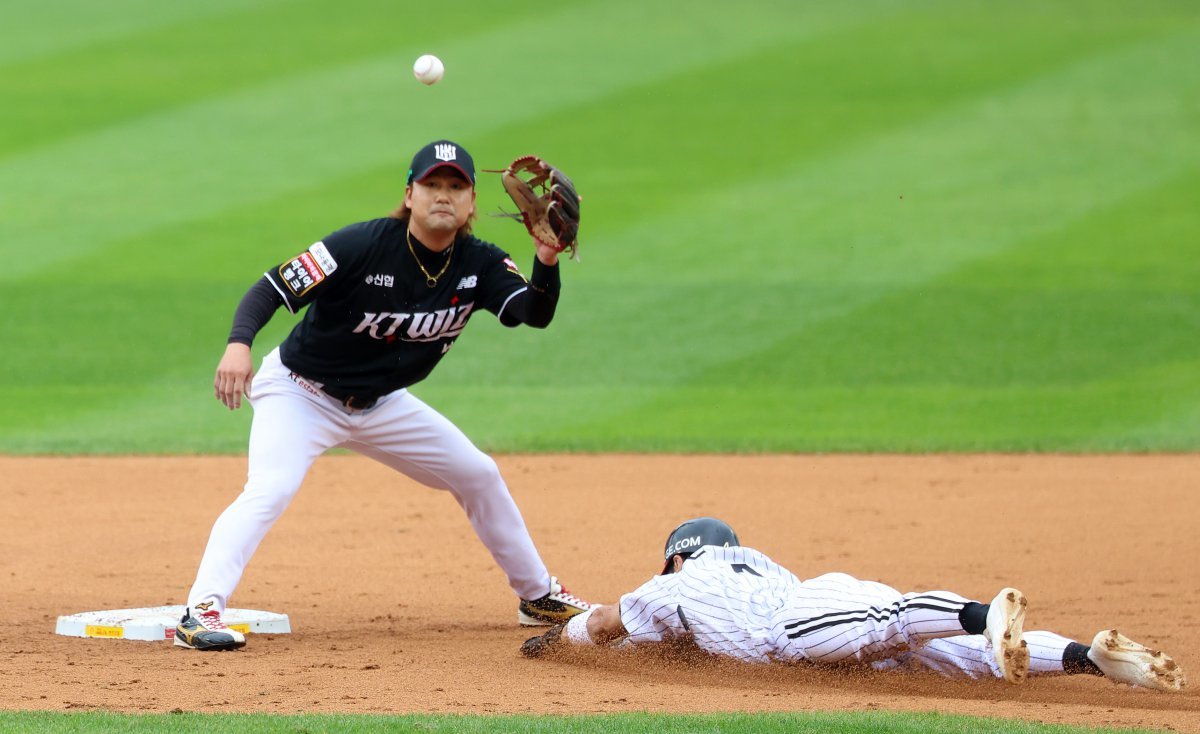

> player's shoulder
[457,233,525,277]
[324,217,402,246]
[457,232,510,260]
[630,570,677,599]
[704,544,782,567]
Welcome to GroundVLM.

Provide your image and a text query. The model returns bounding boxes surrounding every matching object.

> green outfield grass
[0,711,1168,734]
[2,0,1197,454]
[2,3,1195,732]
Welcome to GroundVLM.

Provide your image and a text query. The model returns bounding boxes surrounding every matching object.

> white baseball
[412,54,444,85]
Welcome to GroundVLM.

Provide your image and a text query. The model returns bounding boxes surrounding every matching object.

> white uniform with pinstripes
[619,545,1073,679]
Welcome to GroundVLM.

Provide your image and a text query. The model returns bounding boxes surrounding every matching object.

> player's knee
[239,473,304,517]
[453,454,503,493]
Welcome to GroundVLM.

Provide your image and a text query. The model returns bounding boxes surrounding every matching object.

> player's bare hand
[534,239,559,266]
[214,343,254,410]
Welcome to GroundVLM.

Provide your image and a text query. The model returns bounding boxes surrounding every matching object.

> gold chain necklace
[406,226,454,288]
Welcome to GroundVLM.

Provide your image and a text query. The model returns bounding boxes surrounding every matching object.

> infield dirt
[1,455,1197,730]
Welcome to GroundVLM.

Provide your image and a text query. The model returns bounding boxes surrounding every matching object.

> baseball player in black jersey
[174,140,590,651]
[521,518,1186,693]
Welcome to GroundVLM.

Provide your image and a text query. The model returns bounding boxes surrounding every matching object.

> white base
[55,606,291,641]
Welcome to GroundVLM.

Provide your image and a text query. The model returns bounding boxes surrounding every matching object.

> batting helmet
[661,517,739,574]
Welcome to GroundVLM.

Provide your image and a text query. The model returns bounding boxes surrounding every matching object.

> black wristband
[529,257,561,294]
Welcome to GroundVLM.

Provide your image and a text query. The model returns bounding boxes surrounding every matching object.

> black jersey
[263,217,554,398]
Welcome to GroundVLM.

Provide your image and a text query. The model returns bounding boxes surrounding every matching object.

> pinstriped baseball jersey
[619,545,974,665]
[620,545,802,662]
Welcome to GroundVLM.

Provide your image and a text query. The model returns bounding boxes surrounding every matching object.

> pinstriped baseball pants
[769,572,975,663]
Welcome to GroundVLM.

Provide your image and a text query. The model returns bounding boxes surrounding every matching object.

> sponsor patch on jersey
[308,241,337,275]
[279,242,336,297]
[503,257,522,276]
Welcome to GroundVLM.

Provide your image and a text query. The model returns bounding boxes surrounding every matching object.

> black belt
[283,366,380,411]
[339,395,378,411]
[321,387,379,411]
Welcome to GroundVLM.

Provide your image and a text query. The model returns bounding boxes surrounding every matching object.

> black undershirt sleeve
[500,258,561,328]
[228,277,285,346]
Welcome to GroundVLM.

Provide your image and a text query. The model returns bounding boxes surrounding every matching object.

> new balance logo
[434,144,456,161]
[457,276,477,289]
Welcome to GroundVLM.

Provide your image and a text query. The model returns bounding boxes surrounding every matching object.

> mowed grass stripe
[431,6,1200,390]
[567,169,1200,453]
[624,24,1200,284]
[2,4,1197,453]
[0,0,284,66]
[474,27,1198,374]
[0,2,906,450]
[426,27,1200,450]
[0,0,540,159]
[19,0,1153,289]
[0,1,899,283]
[476,1,1192,244]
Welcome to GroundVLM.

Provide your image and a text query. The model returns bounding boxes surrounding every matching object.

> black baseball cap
[406,139,475,185]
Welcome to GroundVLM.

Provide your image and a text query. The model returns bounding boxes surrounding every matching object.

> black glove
[520,623,566,658]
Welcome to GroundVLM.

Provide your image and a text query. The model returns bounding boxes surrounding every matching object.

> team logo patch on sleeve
[279,242,338,297]
[503,257,523,276]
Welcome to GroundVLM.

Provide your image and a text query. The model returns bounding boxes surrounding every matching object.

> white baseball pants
[772,572,977,664]
[187,347,552,610]
[877,630,1073,679]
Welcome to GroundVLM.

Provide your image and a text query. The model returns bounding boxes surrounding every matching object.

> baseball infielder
[174,140,590,651]
[522,518,1186,692]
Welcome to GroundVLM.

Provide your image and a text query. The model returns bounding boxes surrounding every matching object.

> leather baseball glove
[496,156,581,259]
[520,623,566,658]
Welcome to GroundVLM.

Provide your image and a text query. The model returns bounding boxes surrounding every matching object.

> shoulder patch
[279,241,338,297]
[503,257,522,276]
[308,241,337,275]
